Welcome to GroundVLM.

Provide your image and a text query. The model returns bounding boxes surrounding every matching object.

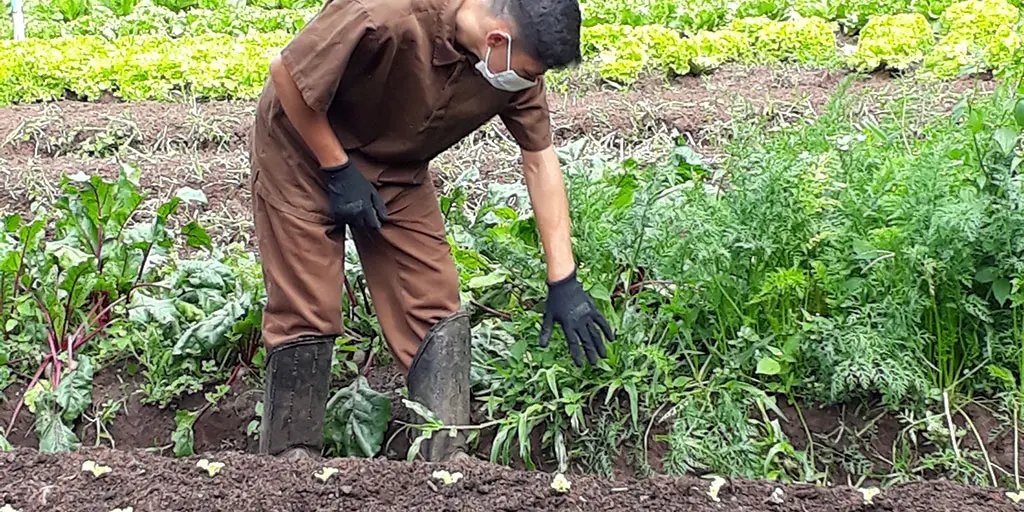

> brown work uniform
[249,0,553,371]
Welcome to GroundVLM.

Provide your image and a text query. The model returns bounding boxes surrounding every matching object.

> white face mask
[474,32,537,92]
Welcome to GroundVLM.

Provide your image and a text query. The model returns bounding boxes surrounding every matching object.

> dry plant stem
[1016,402,1021,490]
[943,390,961,459]
[958,408,997,486]
[471,300,512,321]
[794,399,816,476]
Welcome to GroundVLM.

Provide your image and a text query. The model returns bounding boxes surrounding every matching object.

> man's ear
[485,30,509,47]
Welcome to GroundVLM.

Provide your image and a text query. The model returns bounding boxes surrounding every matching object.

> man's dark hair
[491,0,582,70]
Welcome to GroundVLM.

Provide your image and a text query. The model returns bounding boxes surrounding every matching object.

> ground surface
[0,65,1011,510]
[0,447,1017,511]
[0,66,992,244]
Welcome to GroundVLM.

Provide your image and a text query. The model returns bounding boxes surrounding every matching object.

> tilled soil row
[0,67,854,160]
[0,447,1014,512]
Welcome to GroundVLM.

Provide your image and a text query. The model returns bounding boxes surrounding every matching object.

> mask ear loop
[504,33,514,73]
[482,46,494,75]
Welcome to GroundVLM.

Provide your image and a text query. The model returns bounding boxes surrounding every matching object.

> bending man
[249,0,615,461]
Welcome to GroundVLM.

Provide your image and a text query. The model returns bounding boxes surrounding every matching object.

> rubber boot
[259,336,334,459]
[406,311,472,462]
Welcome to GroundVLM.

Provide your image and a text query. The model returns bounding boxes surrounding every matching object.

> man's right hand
[322,161,388,230]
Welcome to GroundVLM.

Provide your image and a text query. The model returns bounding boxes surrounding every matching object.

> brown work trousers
[252,177,461,372]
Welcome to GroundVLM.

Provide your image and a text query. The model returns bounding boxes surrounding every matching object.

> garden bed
[0,445,1016,511]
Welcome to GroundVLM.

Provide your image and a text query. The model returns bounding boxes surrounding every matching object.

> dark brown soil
[1,446,1015,512]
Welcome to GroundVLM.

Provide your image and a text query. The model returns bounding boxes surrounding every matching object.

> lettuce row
[0,32,290,105]
[846,13,935,71]
[0,4,315,39]
[921,0,1022,78]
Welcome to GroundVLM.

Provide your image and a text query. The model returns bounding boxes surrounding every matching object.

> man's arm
[269,56,348,168]
[522,145,575,282]
[522,145,615,367]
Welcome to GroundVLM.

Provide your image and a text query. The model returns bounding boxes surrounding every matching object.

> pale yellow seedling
[431,470,464,486]
[314,467,339,483]
[706,476,726,502]
[550,473,571,494]
[860,487,880,504]
[196,459,224,477]
[81,460,112,478]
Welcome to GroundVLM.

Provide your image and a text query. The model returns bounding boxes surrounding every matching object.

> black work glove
[538,268,615,367]
[322,161,388,230]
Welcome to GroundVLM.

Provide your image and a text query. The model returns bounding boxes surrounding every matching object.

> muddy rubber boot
[406,311,472,462]
[259,336,334,459]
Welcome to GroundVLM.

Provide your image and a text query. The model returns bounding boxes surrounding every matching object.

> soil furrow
[0,446,1014,511]
[0,67,859,160]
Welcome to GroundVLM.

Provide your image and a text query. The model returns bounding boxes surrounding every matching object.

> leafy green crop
[323,376,392,458]
[580,24,695,84]
[0,32,290,105]
[922,0,1023,78]
[847,13,935,72]
[727,16,839,65]
[2,4,315,39]
[100,0,141,17]
[690,29,755,71]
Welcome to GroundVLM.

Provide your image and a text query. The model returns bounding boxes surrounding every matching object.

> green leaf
[172,293,251,355]
[0,433,12,452]
[401,399,438,424]
[324,376,392,458]
[967,107,984,134]
[490,423,514,464]
[988,365,1016,391]
[611,175,637,210]
[183,221,213,250]
[624,381,639,431]
[588,282,612,303]
[175,187,209,205]
[993,278,1012,306]
[56,356,94,424]
[467,271,506,289]
[757,357,782,376]
[993,127,1020,156]
[975,266,999,283]
[1014,98,1024,128]
[128,294,180,326]
[35,408,78,453]
[172,409,198,457]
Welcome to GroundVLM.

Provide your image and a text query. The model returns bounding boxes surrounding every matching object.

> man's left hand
[538,268,615,367]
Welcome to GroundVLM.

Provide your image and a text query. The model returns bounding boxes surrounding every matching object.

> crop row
[580,0,1024,33]
[0,3,316,40]
[584,0,1021,83]
[0,0,1018,105]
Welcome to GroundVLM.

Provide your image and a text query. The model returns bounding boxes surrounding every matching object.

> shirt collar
[432,0,467,66]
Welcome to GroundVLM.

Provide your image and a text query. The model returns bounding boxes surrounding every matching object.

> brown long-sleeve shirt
[250,0,553,224]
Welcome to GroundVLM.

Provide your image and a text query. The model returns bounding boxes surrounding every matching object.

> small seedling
[705,476,726,502]
[859,487,880,504]
[196,459,224,477]
[81,460,112,478]
[431,470,463,486]
[314,467,339,483]
[550,473,571,494]
[1006,491,1024,504]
